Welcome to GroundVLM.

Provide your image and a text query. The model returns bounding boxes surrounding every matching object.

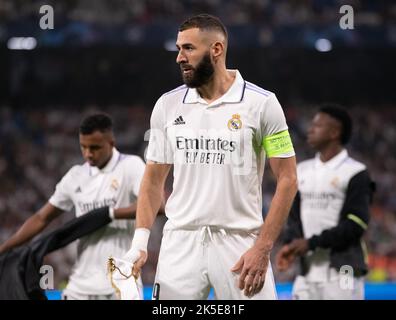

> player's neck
[197,68,235,104]
[318,144,344,163]
[97,152,113,170]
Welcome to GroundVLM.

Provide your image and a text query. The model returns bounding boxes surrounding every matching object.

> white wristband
[131,228,150,253]
[109,207,115,219]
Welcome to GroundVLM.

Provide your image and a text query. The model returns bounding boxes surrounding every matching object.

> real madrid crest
[111,179,119,191]
[227,114,243,131]
[330,177,339,188]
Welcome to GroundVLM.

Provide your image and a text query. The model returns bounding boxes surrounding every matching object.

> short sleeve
[146,97,174,163]
[260,94,295,158]
[48,168,75,211]
[130,156,146,198]
[260,94,288,137]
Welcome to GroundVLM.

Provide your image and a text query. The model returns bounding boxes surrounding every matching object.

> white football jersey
[49,148,145,295]
[146,70,295,231]
[297,149,366,281]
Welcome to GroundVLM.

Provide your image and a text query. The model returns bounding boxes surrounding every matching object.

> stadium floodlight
[315,38,332,52]
[7,37,37,50]
[164,39,178,51]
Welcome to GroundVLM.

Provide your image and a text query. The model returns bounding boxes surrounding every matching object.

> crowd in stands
[0,104,395,286]
[1,0,395,46]
[1,0,394,26]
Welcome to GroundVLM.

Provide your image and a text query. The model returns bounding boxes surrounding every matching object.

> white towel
[107,256,142,300]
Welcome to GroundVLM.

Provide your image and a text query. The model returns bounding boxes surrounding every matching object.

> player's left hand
[275,244,296,271]
[288,238,309,256]
[231,246,270,297]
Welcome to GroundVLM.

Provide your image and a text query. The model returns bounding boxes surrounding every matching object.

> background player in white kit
[276,106,374,299]
[124,14,298,299]
[0,113,145,300]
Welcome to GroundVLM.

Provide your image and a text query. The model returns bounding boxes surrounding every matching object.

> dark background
[0,0,395,291]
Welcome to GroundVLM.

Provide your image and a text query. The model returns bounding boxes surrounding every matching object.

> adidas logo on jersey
[75,186,82,193]
[173,116,185,125]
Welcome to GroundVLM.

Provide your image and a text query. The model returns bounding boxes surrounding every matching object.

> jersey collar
[182,69,246,106]
[315,149,348,169]
[89,148,121,175]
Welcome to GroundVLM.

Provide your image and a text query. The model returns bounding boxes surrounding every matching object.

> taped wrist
[109,207,115,219]
[131,228,150,253]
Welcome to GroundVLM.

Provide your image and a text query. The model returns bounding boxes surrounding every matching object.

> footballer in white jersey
[0,113,145,300]
[125,14,297,300]
[276,106,373,300]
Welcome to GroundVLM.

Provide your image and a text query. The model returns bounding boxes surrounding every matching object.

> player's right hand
[132,250,147,278]
[275,244,296,271]
[121,247,147,278]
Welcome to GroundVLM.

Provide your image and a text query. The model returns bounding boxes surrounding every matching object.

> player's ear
[211,41,224,60]
[330,126,341,141]
[107,132,115,147]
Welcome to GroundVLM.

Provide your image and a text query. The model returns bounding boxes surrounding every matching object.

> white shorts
[62,289,117,300]
[292,272,365,300]
[62,277,143,300]
[154,227,277,300]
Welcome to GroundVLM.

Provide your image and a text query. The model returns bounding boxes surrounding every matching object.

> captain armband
[262,130,295,157]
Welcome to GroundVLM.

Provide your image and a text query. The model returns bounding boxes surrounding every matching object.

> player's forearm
[114,203,137,219]
[135,163,170,230]
[256,174,298,252]
[112,198,161,220]
[136,182,164,230]
[0,215,48,253]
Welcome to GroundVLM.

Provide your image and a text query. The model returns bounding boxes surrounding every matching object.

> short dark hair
[319,104,352,145]
[79,113,113,135]
[179,14,228,40]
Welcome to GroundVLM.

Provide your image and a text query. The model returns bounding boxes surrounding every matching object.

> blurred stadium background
[0,0,395,299]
